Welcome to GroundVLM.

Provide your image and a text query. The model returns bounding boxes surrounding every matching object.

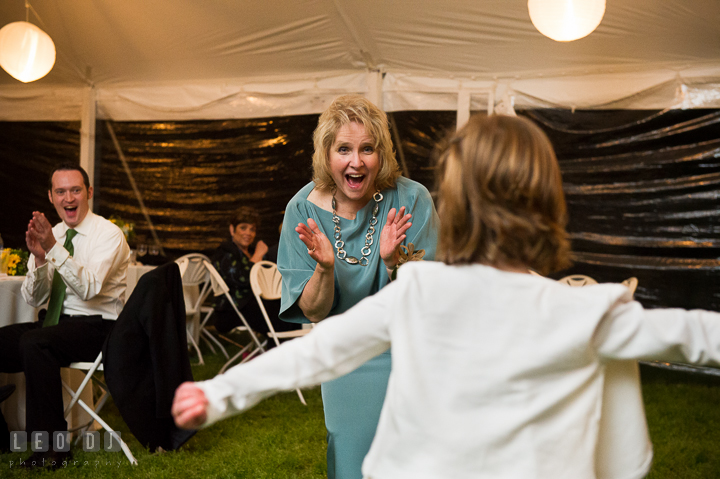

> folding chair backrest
[621,277,638,296]
[250,260,282,301]
[558,274,598,287]
[200,259,231,297]
[560,274,638,298]
[203,259,268,367]
[175,253,213,314]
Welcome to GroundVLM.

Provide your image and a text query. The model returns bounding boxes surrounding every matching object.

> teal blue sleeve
[397,177,439,262]
[277,187,339,324]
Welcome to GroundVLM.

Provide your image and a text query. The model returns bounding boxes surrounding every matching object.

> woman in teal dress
[277,95,439,479]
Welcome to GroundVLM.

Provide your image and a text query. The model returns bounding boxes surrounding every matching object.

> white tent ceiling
[0,0,719,121]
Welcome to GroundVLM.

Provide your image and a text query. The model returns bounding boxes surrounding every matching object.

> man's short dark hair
[48,164,90,191]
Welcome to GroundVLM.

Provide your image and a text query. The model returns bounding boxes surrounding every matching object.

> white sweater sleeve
[196,281,397,427]
[595,299,720,365]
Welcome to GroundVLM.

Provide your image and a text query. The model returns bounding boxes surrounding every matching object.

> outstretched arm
[184,281,397,428]
[596,299,720,365]
[172,382,209,430]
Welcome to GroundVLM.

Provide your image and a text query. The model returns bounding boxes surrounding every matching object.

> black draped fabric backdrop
[524,109,720,311]
[95,116,319,256]
[0,121,80,243]
[2,109,719,311]
[93,112,454,258]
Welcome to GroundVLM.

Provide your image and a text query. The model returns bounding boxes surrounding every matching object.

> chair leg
[61,381,123,451]
[295,388,307,406]
[240,345,262,364]
[201,328,229,359]
[187,326,204,365]
[63,355,103,415]
[218,343,255,375]
[199,333,218,355]
[253,292,308,406]
[72,398,138,465]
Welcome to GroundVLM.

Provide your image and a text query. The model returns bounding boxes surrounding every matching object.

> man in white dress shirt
[0,164,129,468]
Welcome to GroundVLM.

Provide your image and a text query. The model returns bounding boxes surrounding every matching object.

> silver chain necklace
[332,190,383,266]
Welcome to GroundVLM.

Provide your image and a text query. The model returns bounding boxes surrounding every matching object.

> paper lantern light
[528,0,606,42]
[0,21,56,82]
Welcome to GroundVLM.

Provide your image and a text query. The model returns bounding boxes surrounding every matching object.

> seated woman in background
[211,207,300,337]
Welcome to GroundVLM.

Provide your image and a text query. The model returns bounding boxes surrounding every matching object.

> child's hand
[172,382,209,430]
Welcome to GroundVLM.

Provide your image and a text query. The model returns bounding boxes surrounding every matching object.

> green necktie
[43,229,78,327]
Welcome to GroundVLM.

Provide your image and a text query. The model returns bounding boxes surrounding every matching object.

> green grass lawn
[0,343,328,478]
[642,365,720,478]
[3,348,720,478]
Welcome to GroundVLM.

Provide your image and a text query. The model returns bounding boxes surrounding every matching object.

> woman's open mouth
[346,174,365,189]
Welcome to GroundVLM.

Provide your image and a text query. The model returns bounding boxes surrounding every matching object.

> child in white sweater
[173,114,720,479]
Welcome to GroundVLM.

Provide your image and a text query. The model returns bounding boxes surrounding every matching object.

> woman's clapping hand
[296,218,335,271]
[379,207,412,268]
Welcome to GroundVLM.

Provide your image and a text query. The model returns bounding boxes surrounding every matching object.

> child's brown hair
[435,114,571,275]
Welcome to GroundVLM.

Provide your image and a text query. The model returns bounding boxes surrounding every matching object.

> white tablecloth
[0,275,37,325]
[126,263,157,300]
[0,275,95,433]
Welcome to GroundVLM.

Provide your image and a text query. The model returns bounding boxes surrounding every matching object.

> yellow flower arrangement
[109,216,136,244]
[1,248,29,276]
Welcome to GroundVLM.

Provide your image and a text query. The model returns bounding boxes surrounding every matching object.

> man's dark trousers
[0,312,114,434]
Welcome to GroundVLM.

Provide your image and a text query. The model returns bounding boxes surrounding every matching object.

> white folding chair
[176,253,230,365]
[200,259,268,373]
[250,261,311,346]
[62,354,137,465]
[559,274,638,296]
[621,277,638,296]
[558,274,598,287]
[245,261,311,405]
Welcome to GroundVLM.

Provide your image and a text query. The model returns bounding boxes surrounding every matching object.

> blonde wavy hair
[435,114,571,275]
[312,95,401,191]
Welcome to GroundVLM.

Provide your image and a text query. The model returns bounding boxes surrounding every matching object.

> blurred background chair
[621,277,638,296]
[202,260,268,374]
[558,274,598,287]
[176,253,228,365]
[246,260,311,404]
[62,353,137,464]
[250,261,311,346]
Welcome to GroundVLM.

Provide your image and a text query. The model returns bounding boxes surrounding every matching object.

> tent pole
[105,121,166,256]
[388,112,410,178]
[80,87,96,211]
[457,90,470,130]
[366,70,383,109]
[488,86,495,116]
